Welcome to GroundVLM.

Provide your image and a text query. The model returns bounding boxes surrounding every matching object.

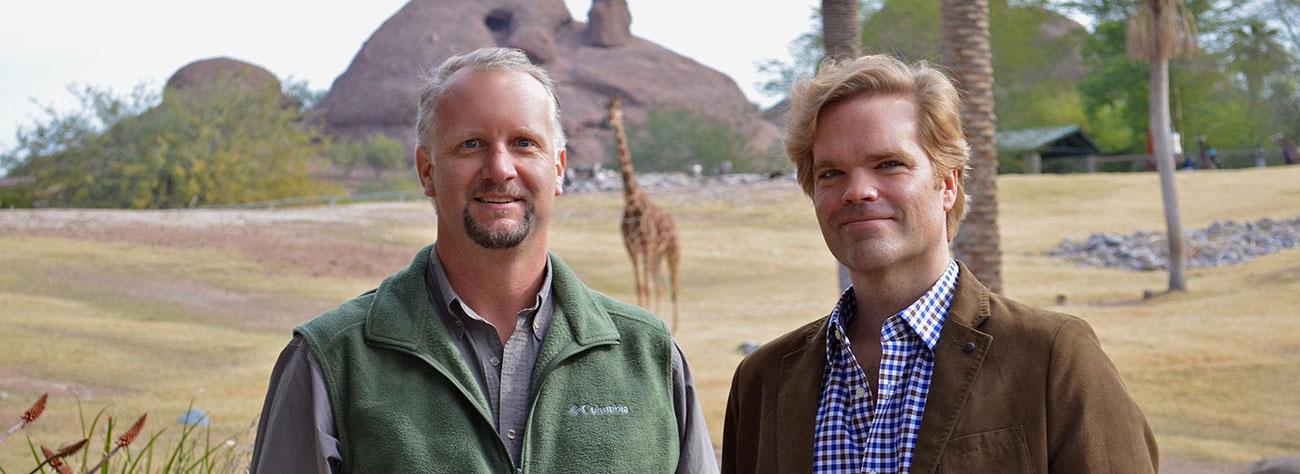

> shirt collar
[427,243,554,341]
[825,260,960,359]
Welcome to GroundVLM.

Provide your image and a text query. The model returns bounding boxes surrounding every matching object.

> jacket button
[507,429,518,440]
[963,341,977,354]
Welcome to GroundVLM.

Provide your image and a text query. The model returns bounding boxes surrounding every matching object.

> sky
[0,0,819,151]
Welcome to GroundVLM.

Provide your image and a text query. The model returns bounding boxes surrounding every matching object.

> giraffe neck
[609,102,641,203]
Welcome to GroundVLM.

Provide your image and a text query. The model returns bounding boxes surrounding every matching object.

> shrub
[614,107,784,174]
[3,79,333,208]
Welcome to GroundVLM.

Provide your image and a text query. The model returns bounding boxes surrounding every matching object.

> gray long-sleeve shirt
[251,247,717,473]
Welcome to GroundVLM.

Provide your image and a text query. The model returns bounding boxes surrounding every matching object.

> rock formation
[312,0,780,168]
[586,0,632,47]
[164,57,288,105]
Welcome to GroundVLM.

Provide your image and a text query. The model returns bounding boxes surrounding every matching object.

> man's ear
[554,148,567,196]
[416,146,436,198]
[941,167,960,212]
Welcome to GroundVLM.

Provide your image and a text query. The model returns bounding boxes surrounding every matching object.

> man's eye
[515,138,537,148]
[462,139,483,149]
[817,169,843,180]
[879,160,903,169]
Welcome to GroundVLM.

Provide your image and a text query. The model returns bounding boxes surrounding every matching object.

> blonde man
[722,55,1156,472]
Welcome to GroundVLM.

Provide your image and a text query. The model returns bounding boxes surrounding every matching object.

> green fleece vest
[295,246,679,473]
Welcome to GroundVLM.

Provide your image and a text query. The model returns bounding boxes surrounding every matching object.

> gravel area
[566,171,793,193]
[1051,216,1300,270]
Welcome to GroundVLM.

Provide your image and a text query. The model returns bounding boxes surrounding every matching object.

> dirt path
[0,204,423,280]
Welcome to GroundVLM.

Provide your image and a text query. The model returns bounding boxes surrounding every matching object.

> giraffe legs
[649,254,665,317]
[627,246,647,308]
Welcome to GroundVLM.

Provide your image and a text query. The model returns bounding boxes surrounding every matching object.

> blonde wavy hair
[785,54,969,241]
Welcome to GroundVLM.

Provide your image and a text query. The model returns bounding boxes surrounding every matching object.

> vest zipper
[517,339,618,473]
[397,349,515,468]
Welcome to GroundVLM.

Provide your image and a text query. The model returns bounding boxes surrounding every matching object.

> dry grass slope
[1,166,1297,469]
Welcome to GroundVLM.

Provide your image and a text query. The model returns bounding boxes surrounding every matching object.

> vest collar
[363,245,620,352]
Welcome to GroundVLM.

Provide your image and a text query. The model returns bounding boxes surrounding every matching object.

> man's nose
[842,170,880,203]
[480,143,518,182]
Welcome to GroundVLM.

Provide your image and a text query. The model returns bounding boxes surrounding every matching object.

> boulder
[585,0,633,47]
[311,0,780,168]
[164,57,286,104]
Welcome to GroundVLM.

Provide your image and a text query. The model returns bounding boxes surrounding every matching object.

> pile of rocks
[1051,216,1300,270]
[565,171,791,194]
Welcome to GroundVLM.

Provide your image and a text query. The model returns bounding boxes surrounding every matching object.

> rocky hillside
[312,0,780,168]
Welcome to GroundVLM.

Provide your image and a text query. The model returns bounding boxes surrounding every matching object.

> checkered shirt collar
[825,260,960,357]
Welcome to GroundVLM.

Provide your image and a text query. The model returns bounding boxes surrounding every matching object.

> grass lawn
[1,165,1297,469]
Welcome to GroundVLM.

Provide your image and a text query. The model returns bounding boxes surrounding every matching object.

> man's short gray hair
[415,47,566,152]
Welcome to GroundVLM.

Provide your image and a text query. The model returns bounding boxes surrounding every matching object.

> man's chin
[836,243,903,271]
[465,220,531,250]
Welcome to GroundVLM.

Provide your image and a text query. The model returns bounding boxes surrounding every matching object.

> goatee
[463,202,534,249]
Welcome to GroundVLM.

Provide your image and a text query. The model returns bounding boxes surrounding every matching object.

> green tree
[1228,19,1292,105]
[861,0,1089,131]
[328,139,366,179]
[616,107,780,173]
[4,78,331,208]
[1078,20,1151,152]
[361,134,406,179]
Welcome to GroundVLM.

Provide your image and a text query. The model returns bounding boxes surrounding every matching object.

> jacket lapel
[775,318,830,473]
[909,263,993,473]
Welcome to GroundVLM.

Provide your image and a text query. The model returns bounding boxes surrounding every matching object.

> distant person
[714,160,733,176]
[722,55,1157,472]
[1254,144,1268,168]
[1195,134,1220,170]
[250,47,715,473]
[1276,133,1297,165]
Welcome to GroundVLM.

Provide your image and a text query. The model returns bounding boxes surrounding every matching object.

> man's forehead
[439,68,547,101]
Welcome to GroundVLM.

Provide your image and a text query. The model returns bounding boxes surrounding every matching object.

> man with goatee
[251,47,715,473]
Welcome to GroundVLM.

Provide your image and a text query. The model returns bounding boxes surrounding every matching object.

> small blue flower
[178,409,210,427]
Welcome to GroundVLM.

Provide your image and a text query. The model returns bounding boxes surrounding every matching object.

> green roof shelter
[996,124,1104,173]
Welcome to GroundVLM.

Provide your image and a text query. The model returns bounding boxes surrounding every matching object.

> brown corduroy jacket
[722,264,1158,473]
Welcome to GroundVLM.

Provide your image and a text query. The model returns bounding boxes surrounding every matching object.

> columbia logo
[567,403,631,416]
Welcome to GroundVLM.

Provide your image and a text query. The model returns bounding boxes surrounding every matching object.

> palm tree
[941,0,1003,294]
[1228,19,1290,106]
[822,0,861,290]
[822,0,861,61]
[1127,0,1197,291]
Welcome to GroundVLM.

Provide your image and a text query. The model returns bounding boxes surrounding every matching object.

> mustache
[470,182,527,199]
[831,202,893,223]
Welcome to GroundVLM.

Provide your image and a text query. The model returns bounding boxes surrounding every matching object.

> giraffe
[608,97,681,333]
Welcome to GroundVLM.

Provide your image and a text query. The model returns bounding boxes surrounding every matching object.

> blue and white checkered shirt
[813,261,959,473]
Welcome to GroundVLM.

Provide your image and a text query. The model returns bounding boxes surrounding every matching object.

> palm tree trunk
[941,0,1003,294]
[1150,57,1188,291]
[822,0,861,61]
[821,0,861,291]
